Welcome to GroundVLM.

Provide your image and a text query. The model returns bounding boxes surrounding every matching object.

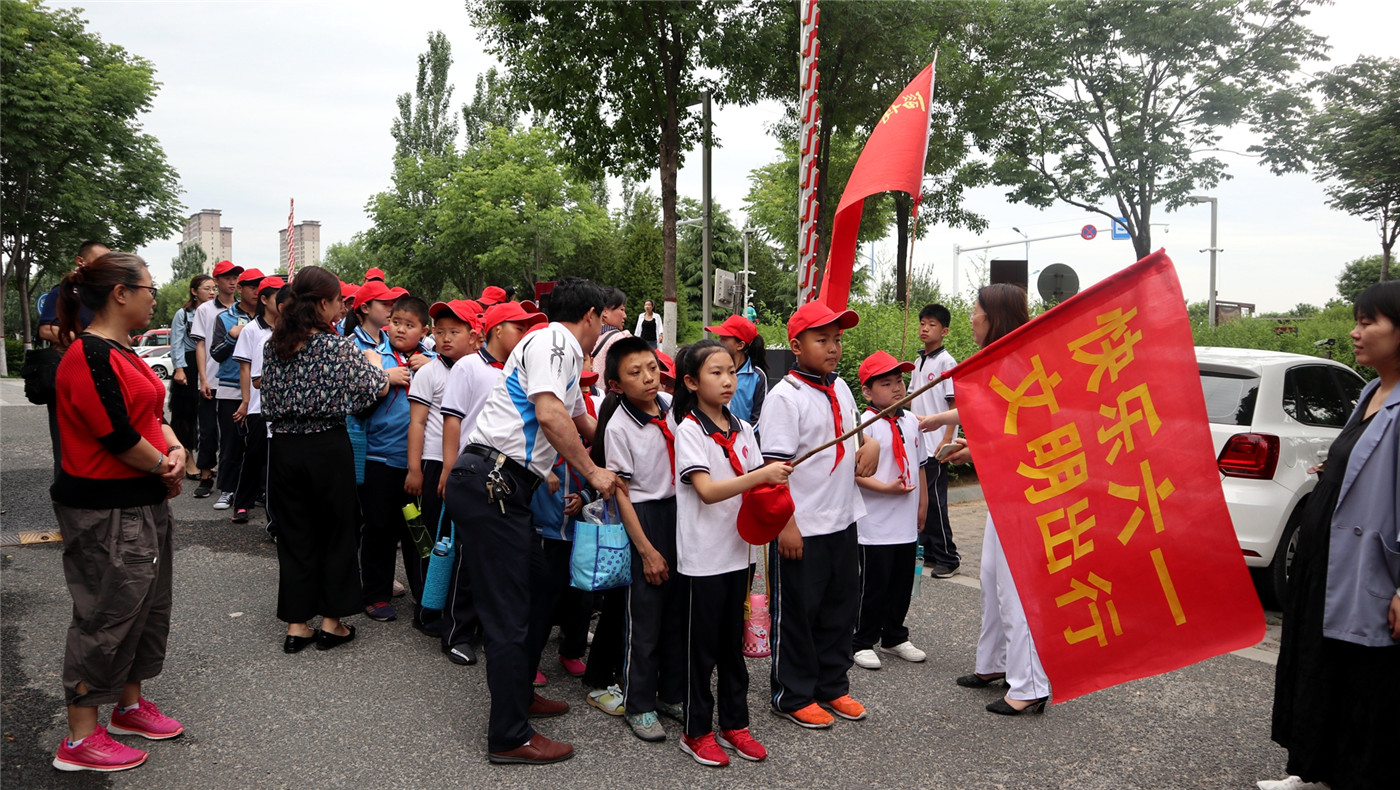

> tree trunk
[895,192,910,305]
[17,268,33,352]
[659,95,680,357]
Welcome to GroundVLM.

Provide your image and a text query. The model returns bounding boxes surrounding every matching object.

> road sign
[1080,224,1098,240]
[1111,217,1130,240]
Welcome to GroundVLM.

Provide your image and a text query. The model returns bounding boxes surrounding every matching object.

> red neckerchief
[582,388,597,419]
[866,406,909,484]
[479,347,503,370]
[651,411,675,476]
[687,411,745,477]
[793,368,845,471]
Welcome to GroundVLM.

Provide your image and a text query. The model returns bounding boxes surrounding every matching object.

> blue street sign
[1111,217,1130,240]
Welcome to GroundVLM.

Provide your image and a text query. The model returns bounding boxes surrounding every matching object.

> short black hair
[391,294,431,325]
[1355,281,1400,327]
[919,303,951,327]
[77,240,107,259]
[549,276,607,324]
[604,287,627,311]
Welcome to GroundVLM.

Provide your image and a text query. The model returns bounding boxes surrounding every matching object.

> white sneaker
[213,492,234,510]
[1257,778,1327,790]
[853,649,882,670]
[880,641,927,663]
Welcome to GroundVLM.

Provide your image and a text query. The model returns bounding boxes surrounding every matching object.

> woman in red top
[50,253,187,774]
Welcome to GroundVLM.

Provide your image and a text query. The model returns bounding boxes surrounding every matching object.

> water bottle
[912,544,924,598]
[432,536,451,558]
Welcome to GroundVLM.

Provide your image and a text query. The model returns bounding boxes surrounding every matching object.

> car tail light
[1218,433,1280,479]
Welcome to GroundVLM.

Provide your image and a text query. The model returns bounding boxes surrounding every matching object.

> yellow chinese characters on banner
[951,250,1264,703]
[880,91,926,125]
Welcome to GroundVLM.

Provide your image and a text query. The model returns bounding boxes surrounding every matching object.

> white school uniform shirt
[407,355,454,463]
[441,348,506,455]
[603,393,676,503]
[911,346,957,420]
[230,317,273,416]
[248,335,273,439]
[676,406,762,577]
[758,368,867,537]
[190,298,230,388]
[467,323,587,480]
[856,408,926,545]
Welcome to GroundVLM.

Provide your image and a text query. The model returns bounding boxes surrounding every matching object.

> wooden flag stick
[790,369,953,469]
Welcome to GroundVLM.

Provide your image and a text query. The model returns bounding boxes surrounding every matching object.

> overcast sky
[57,0,1397,312]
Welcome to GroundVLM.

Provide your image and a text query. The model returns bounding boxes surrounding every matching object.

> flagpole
[790,368,952,469]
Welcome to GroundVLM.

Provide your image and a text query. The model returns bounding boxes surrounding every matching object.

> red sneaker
[821,694,867,721]
[680,732,730,767]
[716,728,767,761]
[52,725,147,772]
[558,656,586,676]
[108,698,184,740]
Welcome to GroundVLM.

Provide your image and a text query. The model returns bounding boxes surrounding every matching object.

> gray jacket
[1323,377,1400,647]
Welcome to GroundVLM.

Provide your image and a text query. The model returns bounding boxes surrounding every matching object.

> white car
[142,345,174,380]
[1196,347,1366,607]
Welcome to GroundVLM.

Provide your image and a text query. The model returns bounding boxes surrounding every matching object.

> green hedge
[1192,301,1369,379]
[4,339,22,376]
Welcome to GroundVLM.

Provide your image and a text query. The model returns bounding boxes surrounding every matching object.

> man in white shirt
[444,277,620,766]
[188,260,241,498]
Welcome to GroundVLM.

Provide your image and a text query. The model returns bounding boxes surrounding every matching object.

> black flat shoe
[316,625,356,651]
[986,696,1048,716]
[956,672,1007,688]
[283,631,319,654]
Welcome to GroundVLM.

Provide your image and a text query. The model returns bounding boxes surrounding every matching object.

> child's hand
[642,550,670,585]
[233,400,248,423]
[547,475,560,494]
[437,468,448,499]
[759,462,791,487]
[409,354,431,371]
[404,468,423,496]
[563,493,582,517]
[777,520,803,561]
[855,435,880,477]
[387,366,412,388]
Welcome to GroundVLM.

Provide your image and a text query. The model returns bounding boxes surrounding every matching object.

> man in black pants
[444,277,619,765]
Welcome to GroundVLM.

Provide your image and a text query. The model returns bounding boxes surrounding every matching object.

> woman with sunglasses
[50,252,187,773]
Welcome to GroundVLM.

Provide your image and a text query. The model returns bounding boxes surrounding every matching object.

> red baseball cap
[787,301,859,342]
[430,299,484,332]
[354,280,395,305]
[387,286,409,300]
[705,314,758,344]
[237,268,265,285]
[655,350,676,383]
[520,299,539,314]
[341,282,359,300]
[484,301,549,334]
[858,350,915,386]
[211,260,243,278]
[580,370,599,388]
[479,285,509,306]
[258,275,286,292]
[363,267,385,283]
[738,483,796,545]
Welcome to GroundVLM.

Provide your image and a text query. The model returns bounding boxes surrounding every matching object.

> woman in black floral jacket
[261,266,393,653]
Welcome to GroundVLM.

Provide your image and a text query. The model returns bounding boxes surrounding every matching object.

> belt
[463,444,542,492]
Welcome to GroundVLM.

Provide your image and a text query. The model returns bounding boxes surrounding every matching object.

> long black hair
[588,335,658,470]
[738,334,768,375]
[670,339,729,421]
[182,274,212,312]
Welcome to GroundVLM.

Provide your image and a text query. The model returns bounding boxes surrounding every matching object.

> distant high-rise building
[179,209,232,273]
[279,221,321,272]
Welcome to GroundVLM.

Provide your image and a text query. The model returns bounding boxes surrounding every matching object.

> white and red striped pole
[797,0,822,303]
[286,198,296,278]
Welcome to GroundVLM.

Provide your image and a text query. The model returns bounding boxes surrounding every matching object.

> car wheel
[153,366,170,381]
[1264,502,1305,610]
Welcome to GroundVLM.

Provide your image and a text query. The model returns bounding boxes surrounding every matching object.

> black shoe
[193,478,214,498]
[929,563,959,578]
[316,625,356,651]
[283,631,319,654]
[956,672,1007,688]
[986,696,1048,716]
[443,643,477,665]
[412,617,442,638]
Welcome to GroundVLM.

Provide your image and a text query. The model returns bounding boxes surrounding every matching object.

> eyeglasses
[126,283,159,296]
[969,310,987,320]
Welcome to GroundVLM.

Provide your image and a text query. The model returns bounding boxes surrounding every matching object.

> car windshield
[1200,371,1259,426]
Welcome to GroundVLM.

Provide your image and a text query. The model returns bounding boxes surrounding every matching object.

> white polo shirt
[758,368,866,537]
[466,323,586,480]
[190,297,231,387]
[911,346,957,421]
[676,407,762,577]
[603,393,676,503]
[407,355,454,463]
[231,317,273,416]
[441,348,506,454]
[856,409,926,545]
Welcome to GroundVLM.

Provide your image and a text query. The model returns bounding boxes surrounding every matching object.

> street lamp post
[1187,196,1221,328]
[701,90,713,334]
[1012,226,1030,264]
[741,227,757,310]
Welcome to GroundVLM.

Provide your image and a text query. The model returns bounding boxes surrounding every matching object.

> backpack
[20,346,62,406]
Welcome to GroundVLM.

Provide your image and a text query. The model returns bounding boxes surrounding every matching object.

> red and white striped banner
[796,0,821,303]
[286,198,296,278]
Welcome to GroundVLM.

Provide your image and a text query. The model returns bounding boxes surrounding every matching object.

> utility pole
[701,90,713,334]
[1188,196,1221,328]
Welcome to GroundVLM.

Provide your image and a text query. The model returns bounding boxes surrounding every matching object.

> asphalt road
[0,378,1291,789]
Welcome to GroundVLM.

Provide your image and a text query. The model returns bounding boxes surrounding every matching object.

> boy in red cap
[189,260,241,498]
[758,301,879,729]
[851,351,928,671]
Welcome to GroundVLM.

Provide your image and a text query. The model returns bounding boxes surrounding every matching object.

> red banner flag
[817,61,934,311]
[951,250,1264,703]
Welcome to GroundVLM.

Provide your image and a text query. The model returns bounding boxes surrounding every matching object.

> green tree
[1336,254,1383,303]
[171,243,206,284]
[151,279,186,329]
[321,235,385,286]
[392,30,457,161]
[461,67,524,147]
[1259,57,1400,281]
[984,0,1326,261]
[0,0,183,369]
[605,185,665,311]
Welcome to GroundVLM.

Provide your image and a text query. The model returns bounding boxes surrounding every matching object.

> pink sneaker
[53,725,147,772]
[108,698,185,740]
[559,656,586,676]
[533,669,547,687]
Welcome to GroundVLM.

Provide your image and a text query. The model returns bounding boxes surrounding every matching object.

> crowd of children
[178,263,974,768]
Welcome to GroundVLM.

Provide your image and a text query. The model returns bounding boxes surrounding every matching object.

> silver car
[1196,347,1366,607]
